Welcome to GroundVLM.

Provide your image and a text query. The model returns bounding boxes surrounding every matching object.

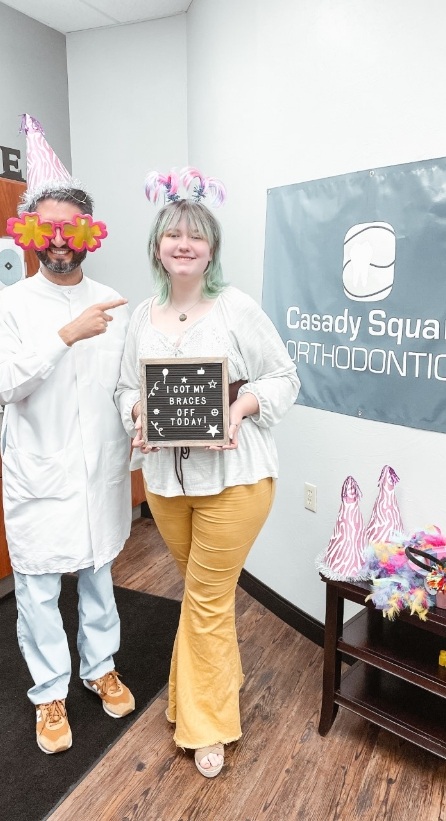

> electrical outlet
[304,482,317,512]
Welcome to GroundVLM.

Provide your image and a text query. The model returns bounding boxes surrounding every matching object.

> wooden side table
[318,574,446,758]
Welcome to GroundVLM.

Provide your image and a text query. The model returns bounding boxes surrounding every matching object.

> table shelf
[340,609,446,697]
[337,662,446,758]
[319,575,446,758]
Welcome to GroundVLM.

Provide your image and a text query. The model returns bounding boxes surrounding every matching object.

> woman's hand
[206,419,241,450]
[224,420,241,449]
[132,414,160,453]
[206,393,257,450]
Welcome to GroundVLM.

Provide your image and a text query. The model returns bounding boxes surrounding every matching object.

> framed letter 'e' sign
[140,357,229,447]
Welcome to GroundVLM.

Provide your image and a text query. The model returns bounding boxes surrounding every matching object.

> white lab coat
[0,272,131,574]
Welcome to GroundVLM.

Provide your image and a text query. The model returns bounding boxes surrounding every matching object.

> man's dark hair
[18,184,94,215]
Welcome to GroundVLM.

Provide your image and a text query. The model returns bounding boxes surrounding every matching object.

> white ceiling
[0,0,192,33]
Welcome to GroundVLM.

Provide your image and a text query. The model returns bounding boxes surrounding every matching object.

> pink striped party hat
[20,113,73,195]
[316,476,367,580]
[365,465,404,544]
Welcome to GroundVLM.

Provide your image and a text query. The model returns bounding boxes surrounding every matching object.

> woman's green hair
[148,199,226,304]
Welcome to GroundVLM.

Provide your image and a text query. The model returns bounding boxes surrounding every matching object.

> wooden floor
[49,518,446,821]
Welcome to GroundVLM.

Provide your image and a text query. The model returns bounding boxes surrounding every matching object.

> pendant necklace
[170,297,202,322]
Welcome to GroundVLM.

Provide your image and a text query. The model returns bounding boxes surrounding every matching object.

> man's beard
[36,246,87,274]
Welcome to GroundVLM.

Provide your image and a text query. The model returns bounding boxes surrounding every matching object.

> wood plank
[48,520,446,821]
[131,468,146,508]
[0,478,12,579]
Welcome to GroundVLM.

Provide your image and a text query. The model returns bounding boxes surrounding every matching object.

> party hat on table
[316,475,367,581]
[365,465,404,544]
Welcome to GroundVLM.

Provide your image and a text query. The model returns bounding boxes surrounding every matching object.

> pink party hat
[365,465,404,544]
[316,476,367,580]
[20,113,73,195]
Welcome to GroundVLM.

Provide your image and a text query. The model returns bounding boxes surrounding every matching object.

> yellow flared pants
[145,477,275,749]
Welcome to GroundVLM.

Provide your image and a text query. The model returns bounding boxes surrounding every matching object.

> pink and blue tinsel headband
[144,167,226,207]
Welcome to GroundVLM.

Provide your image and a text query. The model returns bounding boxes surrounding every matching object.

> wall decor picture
[0,237,25,288]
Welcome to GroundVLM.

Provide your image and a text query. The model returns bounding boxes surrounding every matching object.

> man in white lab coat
[1,182,134,754]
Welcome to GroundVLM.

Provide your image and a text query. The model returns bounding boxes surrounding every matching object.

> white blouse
[115,285,300,497]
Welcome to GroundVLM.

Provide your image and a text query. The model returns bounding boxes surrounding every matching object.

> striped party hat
[365,465,404,544]
[20,113,73,196]
[316,476,368,581]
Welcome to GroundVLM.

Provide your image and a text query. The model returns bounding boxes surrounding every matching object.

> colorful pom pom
[361,530,441,619]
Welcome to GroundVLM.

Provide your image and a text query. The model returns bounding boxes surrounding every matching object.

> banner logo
[343,222,396,302]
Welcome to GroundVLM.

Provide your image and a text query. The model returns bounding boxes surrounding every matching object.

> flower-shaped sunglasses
[6,212,108,252]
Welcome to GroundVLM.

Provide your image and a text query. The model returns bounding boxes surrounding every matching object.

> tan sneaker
[36,699,72,754]
[83,670,135,718]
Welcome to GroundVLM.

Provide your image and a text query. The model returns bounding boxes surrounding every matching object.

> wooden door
[0,457,12,578]
[0,178,40,277]
[0,178,39,579]
[131,468,146,507]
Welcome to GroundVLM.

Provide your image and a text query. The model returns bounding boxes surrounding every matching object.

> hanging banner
[262,157,446,433]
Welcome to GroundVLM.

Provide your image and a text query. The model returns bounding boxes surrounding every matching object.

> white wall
[185,0,446,622]
[66,15,188,310]
[0,2,70,182]
[65,0,446,624]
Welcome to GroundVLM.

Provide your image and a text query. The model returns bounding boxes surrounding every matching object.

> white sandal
[194,743,224,778]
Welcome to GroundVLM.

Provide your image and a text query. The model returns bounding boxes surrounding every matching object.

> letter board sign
[140,357,229,446]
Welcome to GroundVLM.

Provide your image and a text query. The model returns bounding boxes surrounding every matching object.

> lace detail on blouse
[139,297,247,381]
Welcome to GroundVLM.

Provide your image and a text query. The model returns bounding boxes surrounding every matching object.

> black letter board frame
[140,357,229,447]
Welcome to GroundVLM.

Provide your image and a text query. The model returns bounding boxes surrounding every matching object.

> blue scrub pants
[13,562,120,705]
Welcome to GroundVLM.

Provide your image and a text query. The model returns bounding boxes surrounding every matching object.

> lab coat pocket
[104,436,130,486]
[2,447,69,502]
[98,349,122,393]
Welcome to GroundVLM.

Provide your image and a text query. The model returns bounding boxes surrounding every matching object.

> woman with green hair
[116,175,299,778]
